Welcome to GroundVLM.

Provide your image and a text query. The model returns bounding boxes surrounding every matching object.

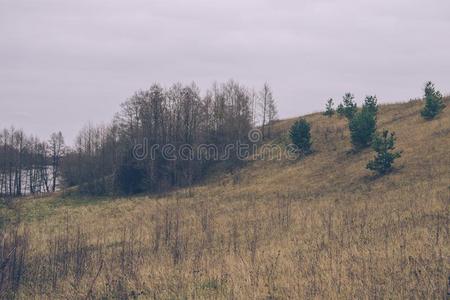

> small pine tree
[336,103,344,117]
[323,98,335,117]
[367,130,402,175]
[349,96,378,150]
[363,95,378,115]
[289,118,312,154]
[338,93,357,119]
[349,110,376,150]
[421,81,446,120]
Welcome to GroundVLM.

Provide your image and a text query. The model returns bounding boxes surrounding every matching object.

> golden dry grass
[1,98,449,299]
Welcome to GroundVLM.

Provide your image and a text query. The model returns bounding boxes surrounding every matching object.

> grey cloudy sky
[1,0,449,144]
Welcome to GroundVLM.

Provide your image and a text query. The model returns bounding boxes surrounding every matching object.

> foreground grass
[1,99,449,299]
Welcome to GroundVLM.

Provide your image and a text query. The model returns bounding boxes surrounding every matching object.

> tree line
[0,80,278,198]
[0,129,64,197]
[62,81,278,195]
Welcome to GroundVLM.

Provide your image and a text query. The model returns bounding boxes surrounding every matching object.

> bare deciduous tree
[258,83,277,139]
[49,132,65,192]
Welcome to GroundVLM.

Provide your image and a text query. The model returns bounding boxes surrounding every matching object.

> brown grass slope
[1,98,449,299]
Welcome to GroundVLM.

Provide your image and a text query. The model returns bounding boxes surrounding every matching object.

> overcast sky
[1,0,449,144]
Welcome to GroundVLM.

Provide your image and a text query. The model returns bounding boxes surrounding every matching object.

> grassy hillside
[1,98,449,299]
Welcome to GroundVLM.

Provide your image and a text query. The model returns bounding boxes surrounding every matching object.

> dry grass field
[1,98,449,299]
